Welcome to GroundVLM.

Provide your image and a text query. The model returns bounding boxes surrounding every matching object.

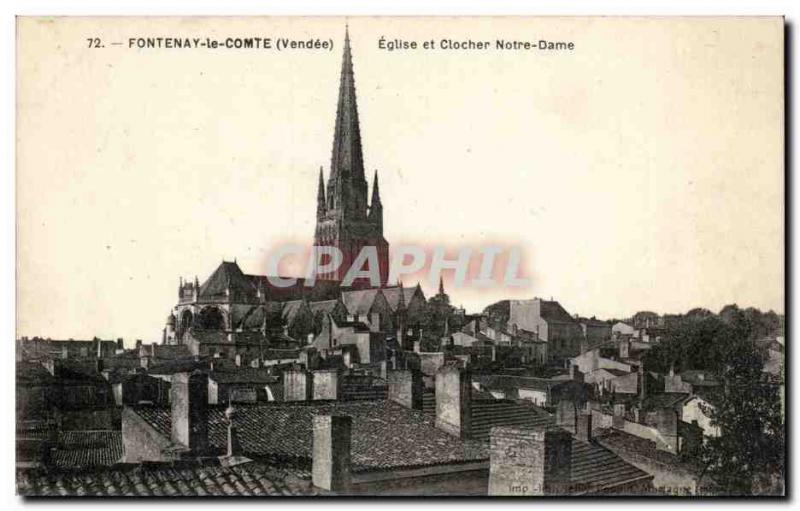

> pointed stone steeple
[327,26,368,219]
[438,275,445,296]
[313,27,389,286]
[317,166,326,219]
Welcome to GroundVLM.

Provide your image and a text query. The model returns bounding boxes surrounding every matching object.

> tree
[697,339,784,495]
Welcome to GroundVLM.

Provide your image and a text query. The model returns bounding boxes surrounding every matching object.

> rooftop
[50,431,124,469]
[17,458,316,497]
[132,400,488,473]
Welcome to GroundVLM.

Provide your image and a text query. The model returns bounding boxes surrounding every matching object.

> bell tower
[314,28,389,286]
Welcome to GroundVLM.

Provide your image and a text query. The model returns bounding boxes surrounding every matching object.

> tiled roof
[340,289,381,316]
[17,459,316,496]
[477,374,555,393]
[470,400,555,440]
[16,362,56,386]
[281,300,307,325]
[308,299,341,315]
[209,369,278,385]
[132,400,488,472]
[569,435,652,493]
[594,428,701,473]
[381,286,418,312]
[263,348,301,361]
[147,357,207,375]
[538,300,577,324]
[640,392,690,411]
[198,261,256,300]
[50,431,124,469]
[151,344,191,360]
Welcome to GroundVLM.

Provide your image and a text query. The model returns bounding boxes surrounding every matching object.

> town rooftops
[17,458,316,497]
[131,400,488,473]
[50,430,123,470]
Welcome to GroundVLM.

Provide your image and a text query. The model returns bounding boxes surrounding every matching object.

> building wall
[682,398,720,437]
[121,407,176,463]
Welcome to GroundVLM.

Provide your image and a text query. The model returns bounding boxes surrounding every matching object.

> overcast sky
[17,17,784,344]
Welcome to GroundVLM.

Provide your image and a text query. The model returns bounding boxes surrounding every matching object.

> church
[162,29,434,360]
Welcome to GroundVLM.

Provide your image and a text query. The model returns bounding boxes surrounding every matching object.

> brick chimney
[434,364,471,438]
[312,414,352,492]
[170,370,208,453]
[488,426,573,496]
[312,369,340,400]
[576,412,593,443]
[387,369,423,410]
[283,368,312,401]
[655,409,679,454]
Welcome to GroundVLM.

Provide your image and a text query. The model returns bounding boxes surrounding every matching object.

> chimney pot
[312,414,351,492]
[312,369,340,400]
[488,426,572,496]
[283,368,313,401]
[170,370,208,453]
[387,369,423,410]
[576,412,593,443]
[434,365,471,438]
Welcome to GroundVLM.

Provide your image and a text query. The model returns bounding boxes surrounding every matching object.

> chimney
[434,364,471,438]
[638,363,646,403]
[283,368,312,401]
[387,369,423,410]
[170,370,208,452]
[312,369,340,400]
[555,400,577,434]
[576,412,593,443]
[488,426,572,496]
[117,338,124,350]
[655,409,679,454]
[225,405,242,457]
[569,364,584,383]
[619,339,629,359]
[312,414,351,492]
[135,339,143,350]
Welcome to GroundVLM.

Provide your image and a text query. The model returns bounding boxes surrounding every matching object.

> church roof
[382,286,420,312]
[281,300,308,325]
[198,261,254,300]
[340,288,381,316]
[308,299,342,316]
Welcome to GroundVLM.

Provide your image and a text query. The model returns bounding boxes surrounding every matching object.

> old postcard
[15,16,784,496]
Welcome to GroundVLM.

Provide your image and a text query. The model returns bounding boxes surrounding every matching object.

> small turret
[368,170,383,230]
[317,167,327,219]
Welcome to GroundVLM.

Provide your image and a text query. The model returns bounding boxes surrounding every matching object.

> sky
[17,17,784,345]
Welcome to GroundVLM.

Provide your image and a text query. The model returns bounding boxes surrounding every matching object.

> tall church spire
[327,26,368,218]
